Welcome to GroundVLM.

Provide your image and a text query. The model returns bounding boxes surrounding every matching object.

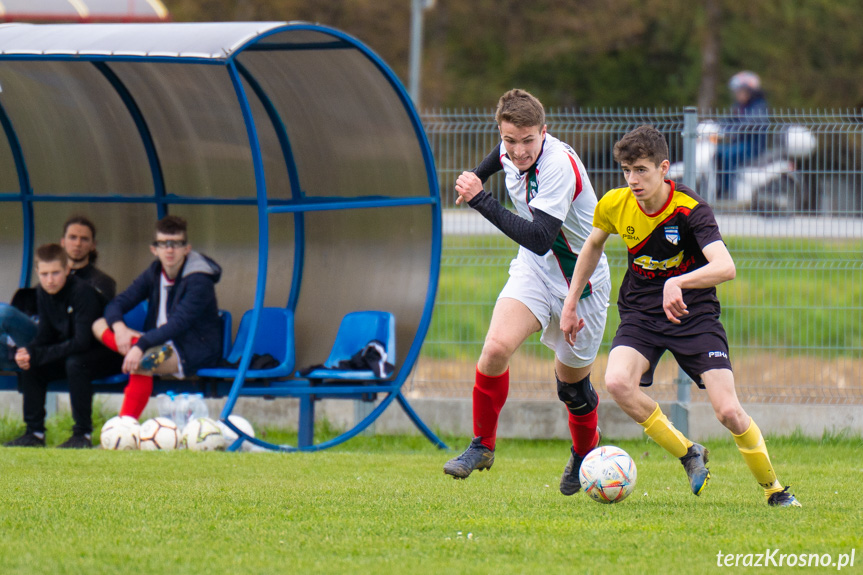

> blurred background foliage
[164,0,863,110]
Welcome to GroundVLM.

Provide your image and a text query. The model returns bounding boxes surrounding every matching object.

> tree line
[164,0,863,111]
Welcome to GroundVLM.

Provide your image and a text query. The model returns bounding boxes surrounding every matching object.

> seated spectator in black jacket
[93,215,222,421]
[1,216,116,370]
[3,244,122,448]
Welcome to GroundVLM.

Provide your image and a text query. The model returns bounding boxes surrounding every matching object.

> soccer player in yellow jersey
[560,125,800,507]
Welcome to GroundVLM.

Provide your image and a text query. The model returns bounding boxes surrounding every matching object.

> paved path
[443,209,863,238]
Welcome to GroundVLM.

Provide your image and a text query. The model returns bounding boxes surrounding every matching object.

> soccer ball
[181,417,226,451]
[578,445,637,504]
[215,415,255,451]
[139,417,180,451]
[100,416,141,450]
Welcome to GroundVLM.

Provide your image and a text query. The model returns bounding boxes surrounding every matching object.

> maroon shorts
[611,320,732,389]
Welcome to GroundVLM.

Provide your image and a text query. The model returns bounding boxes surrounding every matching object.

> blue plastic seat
[300,311,395,381]
[197,307,294,380]
[123,300,148,331]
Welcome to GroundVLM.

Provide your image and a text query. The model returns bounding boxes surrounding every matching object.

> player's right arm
[454,170,563,255]
[560,227,610,345]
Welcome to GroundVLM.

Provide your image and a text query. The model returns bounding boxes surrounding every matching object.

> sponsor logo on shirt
[632,250,684,271]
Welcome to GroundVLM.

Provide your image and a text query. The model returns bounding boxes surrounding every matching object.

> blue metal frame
[0,22,445,452]
[0,100,33,287]
[92,62,167,219]
[233,60,306,312]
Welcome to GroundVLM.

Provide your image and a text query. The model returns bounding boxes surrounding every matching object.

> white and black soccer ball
[139,417,180,451]
[215,415,255,451]
[181,417,226,451]
[578,445,637,504]
[100,416,141,450]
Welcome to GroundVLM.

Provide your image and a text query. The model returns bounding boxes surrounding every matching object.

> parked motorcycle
[668,121,817,216]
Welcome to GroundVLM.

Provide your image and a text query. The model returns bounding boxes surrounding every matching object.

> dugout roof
[0,0,169,23]
[0,22,441,394]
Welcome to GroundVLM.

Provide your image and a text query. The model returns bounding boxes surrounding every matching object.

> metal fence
[408,108,863,405]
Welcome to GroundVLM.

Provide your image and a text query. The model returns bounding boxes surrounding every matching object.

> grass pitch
[1,420,860,575]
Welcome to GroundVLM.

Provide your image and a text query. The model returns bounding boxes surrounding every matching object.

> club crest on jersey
[664,225,680,245]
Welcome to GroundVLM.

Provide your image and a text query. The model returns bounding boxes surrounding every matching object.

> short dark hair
[613,125,669,167]
[495,89,545,129]
[63,215,98,265]
[155,215,188,240]
[35,243,67,268]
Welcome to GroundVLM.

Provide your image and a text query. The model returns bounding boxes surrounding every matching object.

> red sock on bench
[119,374,153,419]
[100,329,140,353]
[100,328,119,352]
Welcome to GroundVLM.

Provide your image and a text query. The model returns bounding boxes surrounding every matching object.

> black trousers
[19,346,123,436]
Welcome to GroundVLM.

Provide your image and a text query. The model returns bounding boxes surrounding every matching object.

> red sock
[101,328,118,352]
[100,329,139,352]
[473,367,509,450]
[569,405,599,457]
[119,374,153,419]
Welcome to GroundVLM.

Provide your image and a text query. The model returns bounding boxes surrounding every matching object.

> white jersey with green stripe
[499,132,610,300]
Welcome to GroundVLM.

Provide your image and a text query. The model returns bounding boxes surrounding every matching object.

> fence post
[670,106,699,437]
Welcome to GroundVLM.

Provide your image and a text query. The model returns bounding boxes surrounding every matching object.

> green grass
[1,414,861,575]
[426,235,863,360]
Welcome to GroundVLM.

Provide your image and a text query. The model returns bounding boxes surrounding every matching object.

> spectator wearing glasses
[92,215,222,420]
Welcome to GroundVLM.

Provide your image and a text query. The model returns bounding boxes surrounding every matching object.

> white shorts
[498,259,610,369]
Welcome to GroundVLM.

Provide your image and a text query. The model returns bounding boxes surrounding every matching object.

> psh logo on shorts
[708,351,728,359]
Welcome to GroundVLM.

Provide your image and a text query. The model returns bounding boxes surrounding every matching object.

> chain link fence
[409,108,863,405]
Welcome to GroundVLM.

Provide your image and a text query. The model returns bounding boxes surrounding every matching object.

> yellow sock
[733,419,783,496]
[638,404,692,458]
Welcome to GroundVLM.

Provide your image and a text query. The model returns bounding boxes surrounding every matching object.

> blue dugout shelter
[0,22,444,451]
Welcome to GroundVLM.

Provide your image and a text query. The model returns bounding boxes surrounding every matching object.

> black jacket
[27,275,102,367]
[69,263,116,306]
[104,251,222,374]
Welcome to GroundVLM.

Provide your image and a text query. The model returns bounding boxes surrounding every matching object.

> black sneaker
[444,437,494,479]
[4,432,46,447]
[140,344,173,371]
[767,486,802,507]
[680,443,711,496]
[560,427,602,496]
[57,434,93,449]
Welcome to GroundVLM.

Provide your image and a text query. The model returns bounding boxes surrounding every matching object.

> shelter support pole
[671,106,700,438]
[298,395,315,447]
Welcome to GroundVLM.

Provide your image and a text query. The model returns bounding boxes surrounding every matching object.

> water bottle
[173,393,190,430]
[156,393,173,420]
[189,393,209,420]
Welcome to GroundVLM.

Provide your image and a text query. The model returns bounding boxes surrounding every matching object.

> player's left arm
[663,240,736,324]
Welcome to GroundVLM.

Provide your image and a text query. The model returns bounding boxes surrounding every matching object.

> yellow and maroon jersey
[593,181,723,333]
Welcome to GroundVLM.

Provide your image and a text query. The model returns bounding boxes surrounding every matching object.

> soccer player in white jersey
[443,89,611,495]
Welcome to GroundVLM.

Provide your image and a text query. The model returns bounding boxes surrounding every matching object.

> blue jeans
[0,303,37,371]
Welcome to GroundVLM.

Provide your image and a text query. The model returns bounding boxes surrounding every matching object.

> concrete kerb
[2,391,861,442]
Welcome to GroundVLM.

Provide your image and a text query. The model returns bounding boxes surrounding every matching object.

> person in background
[92,215,222,421]
[1,216,115,371]
[715,71,769,198]
[4,244,121,448]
